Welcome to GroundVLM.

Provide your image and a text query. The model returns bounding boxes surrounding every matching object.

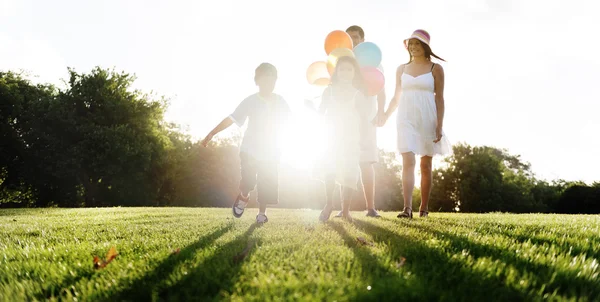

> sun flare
[278,102,329,171]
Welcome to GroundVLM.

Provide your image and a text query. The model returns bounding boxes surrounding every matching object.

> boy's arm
[202,97,251,147]
[201,117,234,147]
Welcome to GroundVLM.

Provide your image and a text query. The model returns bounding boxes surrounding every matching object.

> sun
[278,101,329,171]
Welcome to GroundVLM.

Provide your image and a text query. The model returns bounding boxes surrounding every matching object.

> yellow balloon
[306,61,330,86]
[327,48,355,76]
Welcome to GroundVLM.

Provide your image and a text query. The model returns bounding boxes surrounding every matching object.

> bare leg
[420,156,433,216]
[341,186,354,221]
[360,162,375,210]
[397,152,416,218]
[240,188,251,200]
[325,174,336,208]
[258,202,267,215]
[319,175,337,222]
[402,152,416,210]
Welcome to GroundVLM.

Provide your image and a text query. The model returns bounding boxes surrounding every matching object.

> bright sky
[1,0,598,183]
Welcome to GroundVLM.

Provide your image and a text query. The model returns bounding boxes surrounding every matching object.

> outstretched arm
[305,87,331,115]
[201,117,234,147]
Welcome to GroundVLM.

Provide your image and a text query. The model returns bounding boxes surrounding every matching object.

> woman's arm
[382,65,404,124]
[432,63,445,143]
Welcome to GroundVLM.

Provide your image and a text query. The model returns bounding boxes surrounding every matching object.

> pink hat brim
[403,36,430,49]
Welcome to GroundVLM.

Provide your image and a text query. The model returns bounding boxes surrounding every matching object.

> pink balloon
[361,67,385,96]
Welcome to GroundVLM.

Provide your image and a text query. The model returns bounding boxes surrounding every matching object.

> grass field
[0,208,599,301]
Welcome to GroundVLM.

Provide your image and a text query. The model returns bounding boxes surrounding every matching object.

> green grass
[1,208,599,301]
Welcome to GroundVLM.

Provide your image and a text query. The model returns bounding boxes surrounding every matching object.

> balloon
[326,48,355,75]
[306,61,330,86]
[361,67,385,96]
[354,42,382,67]
[324,30,353,55]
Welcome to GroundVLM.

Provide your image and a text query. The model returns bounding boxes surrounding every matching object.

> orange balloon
[326,48,355,76]
[306,61,330,86]
[324,30,353,55]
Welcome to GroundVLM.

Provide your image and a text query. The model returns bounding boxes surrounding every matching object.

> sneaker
[232,193,249,218]
[366,209,381,218]
[334,211,343,218]
[256,213,268,224]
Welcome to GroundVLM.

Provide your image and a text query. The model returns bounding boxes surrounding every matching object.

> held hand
[433,125,443,143]
[371,111,386,127]
[378,111,387,127]
[378,111,391,127]
[201,133,214,147]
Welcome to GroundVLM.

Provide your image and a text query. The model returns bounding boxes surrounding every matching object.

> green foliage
[428,143,595,213]
[0,69,597,212]
[0,68,172,207]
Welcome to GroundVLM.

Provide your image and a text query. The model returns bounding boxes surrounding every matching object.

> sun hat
[403,29,431,49]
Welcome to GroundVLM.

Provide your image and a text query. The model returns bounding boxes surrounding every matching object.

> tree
[0,68,174,207]
[430,143,545,213]
[0,71,59,206]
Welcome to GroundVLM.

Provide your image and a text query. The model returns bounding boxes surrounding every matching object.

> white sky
[1,0,598,183]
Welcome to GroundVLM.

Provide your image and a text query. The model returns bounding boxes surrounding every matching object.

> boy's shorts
[239,152,279,205]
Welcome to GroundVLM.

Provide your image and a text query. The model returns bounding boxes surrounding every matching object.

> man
[335,25,386,218]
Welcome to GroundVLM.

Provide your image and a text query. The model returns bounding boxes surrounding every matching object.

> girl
[382,29,451,218]
[315,56,368,222]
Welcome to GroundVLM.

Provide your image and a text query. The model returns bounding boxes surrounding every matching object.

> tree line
[1,68,598,213]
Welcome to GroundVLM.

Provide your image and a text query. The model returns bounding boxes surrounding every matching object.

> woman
[382,29,451,218]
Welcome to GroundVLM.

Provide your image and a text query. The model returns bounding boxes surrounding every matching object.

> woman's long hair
[330,56,367,94]
[407,39,446,64]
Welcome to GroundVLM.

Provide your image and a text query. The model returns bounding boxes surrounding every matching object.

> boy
[201,63,291,224]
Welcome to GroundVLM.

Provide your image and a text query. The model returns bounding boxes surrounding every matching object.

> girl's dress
[316,86,363,190]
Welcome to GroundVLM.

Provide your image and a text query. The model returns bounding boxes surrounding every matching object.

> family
[201,27,451,224]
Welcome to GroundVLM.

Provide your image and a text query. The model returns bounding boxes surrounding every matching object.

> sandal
[397,207,413,219]
[319,205,334,222]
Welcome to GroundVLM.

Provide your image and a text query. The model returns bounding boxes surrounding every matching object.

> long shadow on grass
[35,268,96,300]
[433,217,600,261]
[325,221,422,302]
[105,222,235,302]
[407,222,600,299]
[351,219,527,301]
[156,222,260,301]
